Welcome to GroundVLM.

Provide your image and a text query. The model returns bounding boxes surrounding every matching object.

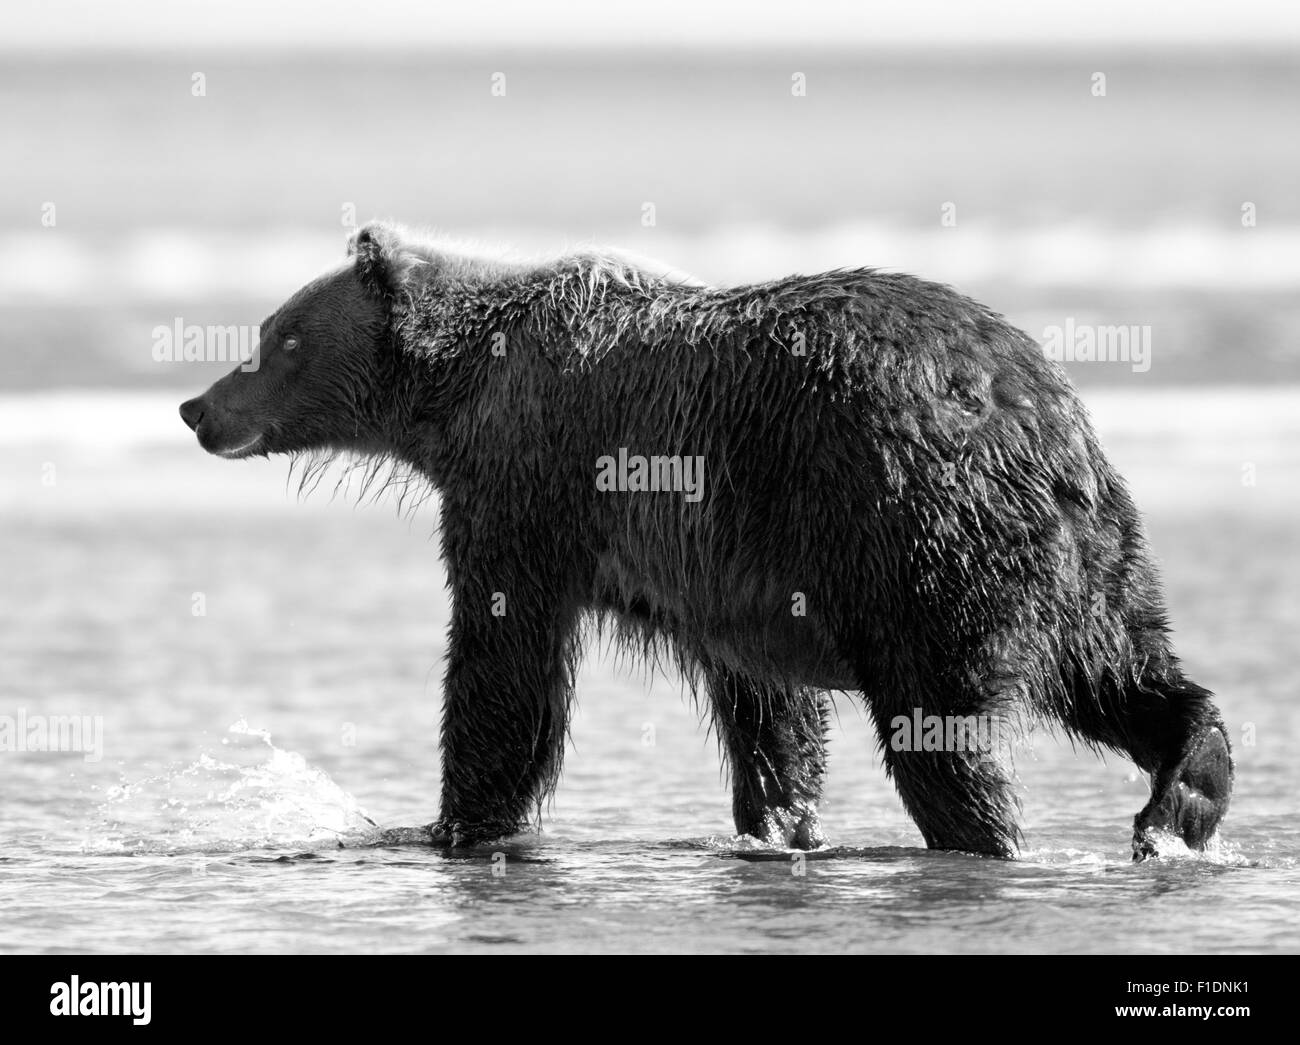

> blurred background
[5,3,1300,392]
[1,1,1298,953]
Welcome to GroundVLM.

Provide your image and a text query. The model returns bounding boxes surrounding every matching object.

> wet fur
[183,222,1234,857]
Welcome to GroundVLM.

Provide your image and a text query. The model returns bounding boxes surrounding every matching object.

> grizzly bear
[180,222,1233,860]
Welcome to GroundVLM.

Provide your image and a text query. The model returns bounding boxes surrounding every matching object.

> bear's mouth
[215,434,264,458]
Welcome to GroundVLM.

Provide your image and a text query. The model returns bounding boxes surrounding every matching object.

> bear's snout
[178,392,264,458]
[179,397,205,432]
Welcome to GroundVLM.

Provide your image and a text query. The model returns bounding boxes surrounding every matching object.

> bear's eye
[282,335,300,352]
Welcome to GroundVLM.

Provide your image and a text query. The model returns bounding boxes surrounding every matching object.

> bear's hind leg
[1062,664,1232,860]
[705,667,829,849]
[879,745,1020,858]
[867,674,1021,858]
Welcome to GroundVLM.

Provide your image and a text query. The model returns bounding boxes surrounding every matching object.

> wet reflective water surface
[1,393,1297,953]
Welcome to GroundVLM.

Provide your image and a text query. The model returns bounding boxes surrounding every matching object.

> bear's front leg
[427,547,581,849]
[705,667,829,849]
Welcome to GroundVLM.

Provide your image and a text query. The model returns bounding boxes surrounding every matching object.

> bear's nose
[179,397,205,432]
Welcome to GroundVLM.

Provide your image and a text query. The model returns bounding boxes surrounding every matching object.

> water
[3,46,1299,953]
[1,390,1298,953]
[4,51,1300,391]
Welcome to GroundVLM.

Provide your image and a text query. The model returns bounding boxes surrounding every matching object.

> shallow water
[1,391,1298,954]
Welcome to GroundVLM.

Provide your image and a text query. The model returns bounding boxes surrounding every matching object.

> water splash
[87,719,380,855]
[1135,829,1249,867]
[1018,830,1251,869]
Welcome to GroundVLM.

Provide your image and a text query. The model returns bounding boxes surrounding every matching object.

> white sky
[9,0,1300,50]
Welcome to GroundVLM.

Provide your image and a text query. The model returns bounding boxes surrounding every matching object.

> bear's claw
[1132,726,1233,861]
[753,804,826,850]
[426,818,522,849]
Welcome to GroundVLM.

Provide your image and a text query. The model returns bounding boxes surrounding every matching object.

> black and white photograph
[1,0,1296,998]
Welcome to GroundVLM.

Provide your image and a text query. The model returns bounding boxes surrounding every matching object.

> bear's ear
[347,222,431,304]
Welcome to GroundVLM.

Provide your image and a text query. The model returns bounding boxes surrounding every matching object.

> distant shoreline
[5,386,1298,445]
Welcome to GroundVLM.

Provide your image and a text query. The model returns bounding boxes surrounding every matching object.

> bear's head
[179,223,429,459]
